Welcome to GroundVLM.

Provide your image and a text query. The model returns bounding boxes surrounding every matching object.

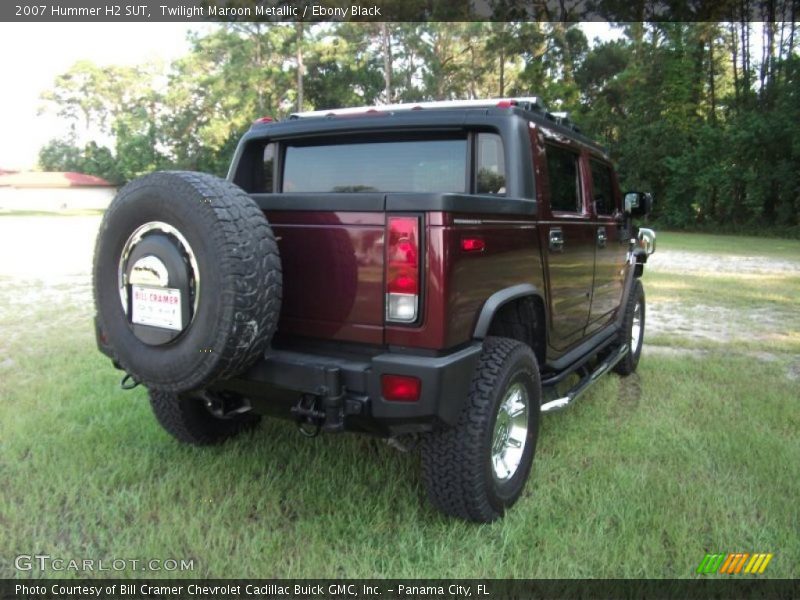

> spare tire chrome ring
[118,221,200,319]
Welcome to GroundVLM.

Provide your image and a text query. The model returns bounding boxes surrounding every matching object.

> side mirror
[624,191,652,218]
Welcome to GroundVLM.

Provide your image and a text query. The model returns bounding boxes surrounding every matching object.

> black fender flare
[473,283,546,339]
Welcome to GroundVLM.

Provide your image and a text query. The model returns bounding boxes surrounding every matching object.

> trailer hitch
[291,367,347,436]
[291,394,325,437]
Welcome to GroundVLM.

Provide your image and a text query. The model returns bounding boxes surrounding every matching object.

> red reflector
[461,237,486,252]
[253,116,274,124]
[381,374,421,402]
[496,100,516,108]
[391,274,418,293]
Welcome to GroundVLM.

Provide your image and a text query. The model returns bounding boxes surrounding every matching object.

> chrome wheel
[491,382,529,482]
[631,300,643,354]
[118,221,200,318]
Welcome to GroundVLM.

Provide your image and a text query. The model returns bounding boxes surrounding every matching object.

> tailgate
[256,194,386,345]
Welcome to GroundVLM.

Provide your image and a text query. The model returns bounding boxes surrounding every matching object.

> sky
[0,22,201,170]
[0,22,622,171]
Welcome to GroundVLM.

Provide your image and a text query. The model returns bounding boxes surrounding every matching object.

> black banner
[1,0,792,23]
[2,579,800,600]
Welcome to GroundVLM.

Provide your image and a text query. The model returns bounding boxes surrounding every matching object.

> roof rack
[289,97,550,119]
[549,111,582,134]
[284,97,601,153]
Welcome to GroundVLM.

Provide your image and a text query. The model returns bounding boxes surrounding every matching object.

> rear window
[282,138,467,193]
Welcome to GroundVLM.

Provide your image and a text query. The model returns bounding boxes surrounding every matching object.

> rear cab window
[282,137,468,193]
[240,131,508,196]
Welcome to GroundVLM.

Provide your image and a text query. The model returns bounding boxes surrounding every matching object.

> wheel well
[486,296,546,365]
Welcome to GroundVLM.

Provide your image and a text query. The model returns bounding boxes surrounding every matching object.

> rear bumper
[97,314,481,435]
[217,343,482,435]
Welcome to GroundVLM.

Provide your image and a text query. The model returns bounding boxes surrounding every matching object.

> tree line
[39,21,799,235]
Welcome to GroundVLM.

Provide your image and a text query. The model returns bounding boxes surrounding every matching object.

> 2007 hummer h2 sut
[93,97,655,522]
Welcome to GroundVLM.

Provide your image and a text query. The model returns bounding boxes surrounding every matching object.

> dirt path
[646,249,800,344]
[648,249,800,276]
[0,215,99,292]
[0,216,100,360]
[644,248,800,378]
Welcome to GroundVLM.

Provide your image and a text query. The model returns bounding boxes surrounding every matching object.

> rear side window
[590,160,616,215]
[546,144,582,213]
[282,138,467,193]
[476,133,506,194]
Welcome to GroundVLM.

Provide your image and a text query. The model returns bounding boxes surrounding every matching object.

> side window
[476,133,506,195]
[545,144,582,213]
[590,160,616,215]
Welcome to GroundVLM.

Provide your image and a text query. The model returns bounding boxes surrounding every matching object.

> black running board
[540,343,629,413]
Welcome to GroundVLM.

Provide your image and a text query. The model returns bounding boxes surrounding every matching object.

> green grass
[648,270,800,311]
[1,234,798,579]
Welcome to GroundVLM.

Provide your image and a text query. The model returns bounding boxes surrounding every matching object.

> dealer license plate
[131,285,182,331]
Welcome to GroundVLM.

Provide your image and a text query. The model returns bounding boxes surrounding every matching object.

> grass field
[0,219,798,579]
[654,231,800,259]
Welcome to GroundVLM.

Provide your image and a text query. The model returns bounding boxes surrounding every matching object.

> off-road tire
[614,279,645,376]
[149,390,260,445]
[420,337,541,522]
[93,171,281,392]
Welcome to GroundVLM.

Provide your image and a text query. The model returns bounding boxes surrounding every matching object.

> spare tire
[93,171,282,392]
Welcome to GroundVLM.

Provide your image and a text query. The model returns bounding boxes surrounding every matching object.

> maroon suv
[93,97,655,522]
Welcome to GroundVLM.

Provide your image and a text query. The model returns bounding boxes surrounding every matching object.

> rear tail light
[385,216,420,323]
[381,374,421,402]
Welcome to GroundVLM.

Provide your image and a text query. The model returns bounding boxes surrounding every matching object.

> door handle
[549,228,564,252]
[597,227,607,248]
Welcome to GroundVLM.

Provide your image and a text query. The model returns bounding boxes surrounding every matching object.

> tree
[34,20,799,236]
[303,24,384,110]
[38,138,122,184]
